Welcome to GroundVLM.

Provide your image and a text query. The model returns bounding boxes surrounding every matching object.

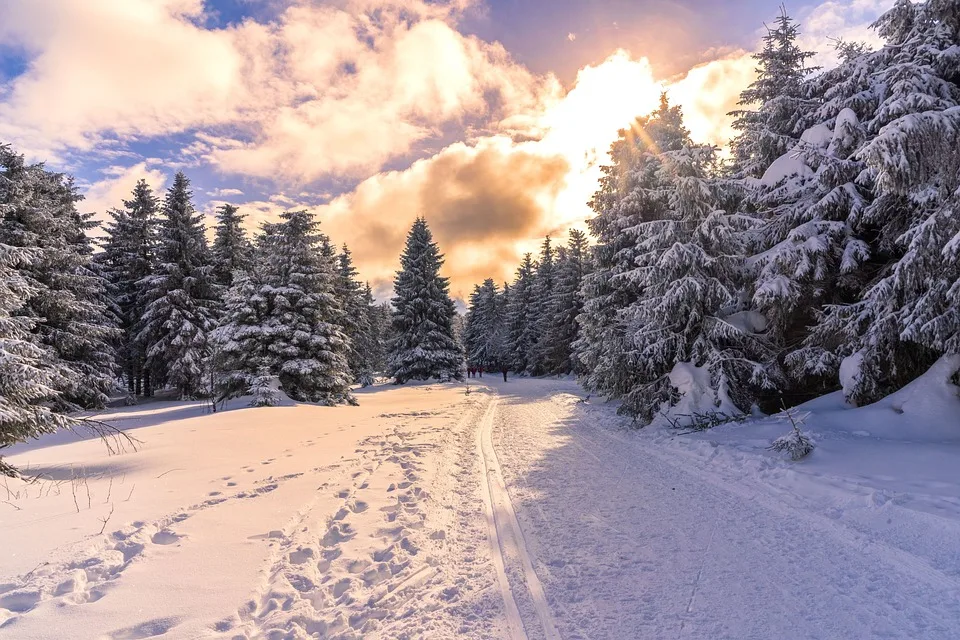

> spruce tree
[729,8,819,178]
[0,243,74,476]
[505,254,537,374]
[0,145,117,409]
[137,172,219,399]
[388,218,463,383]
[335,245,369,382]
[212,269,270,402]
[544,230,591,375]
[100,179,161,397]
[465,278,506,372]
[805,0,960,403]
[575,95,689,400]
[257,211,355,404]
[528,236,556,375]
[211,203,252,288]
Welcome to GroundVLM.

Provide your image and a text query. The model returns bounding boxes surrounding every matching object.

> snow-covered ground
[2,378,959,639]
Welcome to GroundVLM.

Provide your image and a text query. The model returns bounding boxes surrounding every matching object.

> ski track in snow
[477,395,560,640]
[3,379,960,638]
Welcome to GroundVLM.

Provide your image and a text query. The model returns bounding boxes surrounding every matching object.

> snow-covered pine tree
[748,105,872,399]
[258,211,355,404]
[528,236,556,375]
[352,283,385,386]
[575,95,689,400]
[211,203,253,289]
[619,104,771,420]
[388,218,463,383]
[805,0,960,404]
[465,278,506,372]
[334,245,370,382]
[505,253,537,374]
[0,242,74,476]
[729,7,819,178]
[212,269,269,401]
[0,145,117,409]
[544,229,591,375]
[137,171,219,399]
[100,179,161,397]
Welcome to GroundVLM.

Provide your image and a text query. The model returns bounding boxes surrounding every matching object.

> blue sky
[0,0,892,298]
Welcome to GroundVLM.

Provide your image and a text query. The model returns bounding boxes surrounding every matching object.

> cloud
[669,52,756,149]
[567,33,577,42]
[207,187,245,197]
[0,0,555,179]
[318,138,568,299]
[0,0,264,160]
[797,0,893,67]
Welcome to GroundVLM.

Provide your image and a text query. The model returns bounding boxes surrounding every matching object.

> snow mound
[760,152,813,187]
[724,310,769,334]
[656,362,739,427]
[800,122,834,147]
[873,355,960,433]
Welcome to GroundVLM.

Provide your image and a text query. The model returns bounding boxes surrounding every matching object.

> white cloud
[207,187,244,197]
[0,0,556,179]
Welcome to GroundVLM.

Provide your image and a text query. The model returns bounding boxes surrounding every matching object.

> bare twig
[70,474,80,513]
[156,468,184,479]
[104,476,113,504]
[124,484,136,502]
[2,500,22,511]
[97,504,115,535]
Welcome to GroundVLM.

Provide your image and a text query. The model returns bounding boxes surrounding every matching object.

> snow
[800,122,834,147]
[3,378,960,639]
[759,151,813,187]
[723,309,769,334]
[839,350,864,400]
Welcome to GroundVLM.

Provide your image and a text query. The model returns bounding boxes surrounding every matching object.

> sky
[0,0,894,302]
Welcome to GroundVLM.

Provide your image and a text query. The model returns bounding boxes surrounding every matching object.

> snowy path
[487,378,960,639]
[1,379,959,638]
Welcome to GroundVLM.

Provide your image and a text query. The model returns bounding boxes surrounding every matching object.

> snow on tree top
[800,123,833,148]
[760,151,813,187]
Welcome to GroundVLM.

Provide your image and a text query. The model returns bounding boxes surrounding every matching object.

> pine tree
[334,245,369,382]
[388,218,463,383]
[0,243,74,476]
[100,179,161,398]
[544,230,591,375]
[257,211,355,404]
[729,7,819,178]
[353,283,385,386]
[505,254,537,374]
[0,145,117,409]
[212,270,269,401]
[805,0,960,403]
[137,172,219,399]
[575,95,689,400]
[464,278,506,372]
[211,203,252,288]
[528,236,556,375]
[621,136,770,420]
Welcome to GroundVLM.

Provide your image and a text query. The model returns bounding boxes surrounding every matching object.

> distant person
[478,366,483,378]
[501,365,508,382]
